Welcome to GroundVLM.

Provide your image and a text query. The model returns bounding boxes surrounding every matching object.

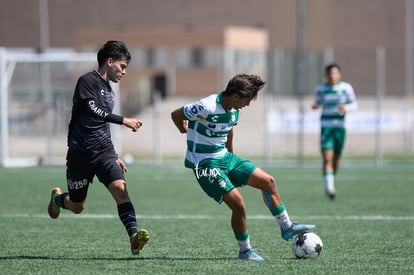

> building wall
[73,26,267,98]
[1,0,409,49]
[0,0,412,97]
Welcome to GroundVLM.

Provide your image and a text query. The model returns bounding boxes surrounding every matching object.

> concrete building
[0,0,412,98]
[71,26,268,114]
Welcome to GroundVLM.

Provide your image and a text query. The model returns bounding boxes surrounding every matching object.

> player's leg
[48,180,89,217]
[322,149,336,199]
[107,179,149,255]
[333,127,346,174]
[246,168,315,241]
[98,154,148,256]
[48,185,88,218]
[48,151,90,218]
[192,159,262,260]
[222,188,263,261]
[333,153,341,174]
[321,127,336,199]
[48,187,63,219]
[327,127,346,200]
[107,179,139,237]
[222,189,248,245]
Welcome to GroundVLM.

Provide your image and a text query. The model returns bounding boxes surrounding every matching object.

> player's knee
[73,208,83,214]
[109,180,127,193]
[224,192,246,214]
[71,203,85,214]
[237,199,247,211]
[232,202,246,216]
[265,176,278,192]
[267,175,276,186]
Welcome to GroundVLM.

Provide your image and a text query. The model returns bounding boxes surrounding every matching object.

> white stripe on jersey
[182,94,239,165]
[315,81,357,128]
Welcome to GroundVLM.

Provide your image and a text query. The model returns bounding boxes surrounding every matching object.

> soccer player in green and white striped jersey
[312,63,358,200]
[172,74,315,261]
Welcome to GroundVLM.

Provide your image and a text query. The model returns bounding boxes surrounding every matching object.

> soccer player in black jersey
[47,40,149,256]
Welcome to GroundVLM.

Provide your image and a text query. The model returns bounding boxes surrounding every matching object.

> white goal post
[0,48,120,167]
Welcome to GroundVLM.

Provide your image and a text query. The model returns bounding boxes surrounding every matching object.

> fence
[0,47,413,167]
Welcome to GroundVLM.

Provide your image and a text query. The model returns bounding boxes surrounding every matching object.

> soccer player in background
[47,40,149,255]
[171,74,315,261]
[312,63,358,200]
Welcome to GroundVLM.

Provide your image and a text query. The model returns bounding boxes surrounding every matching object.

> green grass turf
[0,164,413,274]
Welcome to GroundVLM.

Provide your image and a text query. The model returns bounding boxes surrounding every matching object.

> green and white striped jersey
[181,93,239,167]
[314,81,357,128]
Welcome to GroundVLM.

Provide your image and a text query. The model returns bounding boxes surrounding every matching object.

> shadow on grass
[0,255,236,261]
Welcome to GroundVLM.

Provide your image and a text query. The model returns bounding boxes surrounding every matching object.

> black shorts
[66,148,125,202]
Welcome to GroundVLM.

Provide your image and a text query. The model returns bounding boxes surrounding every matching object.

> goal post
[0,48,99,167]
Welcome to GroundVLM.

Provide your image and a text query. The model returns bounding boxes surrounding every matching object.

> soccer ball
[292,232,323,259]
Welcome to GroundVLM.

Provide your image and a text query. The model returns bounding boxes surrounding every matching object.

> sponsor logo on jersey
[194,167,221,183]
[88,100,109,118]
[190,104,204,114]
[231,112,236,123]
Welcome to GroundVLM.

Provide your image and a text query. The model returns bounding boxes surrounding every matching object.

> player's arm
[122,117,143,132]
[342,102,357,112]
[171,107,188,133]
[78,79,143,131]
[311,88,323,110]
[226,128,234,153]
[338,102,357,113]
[117,158,128,172]
[87,99,142,132]
[76,79,123,124]
[339,84,358,113]
[311,102,320,109]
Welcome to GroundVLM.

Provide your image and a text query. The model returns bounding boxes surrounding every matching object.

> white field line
[1,213,414,221]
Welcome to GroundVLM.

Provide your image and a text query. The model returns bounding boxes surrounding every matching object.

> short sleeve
[182,99,210,121]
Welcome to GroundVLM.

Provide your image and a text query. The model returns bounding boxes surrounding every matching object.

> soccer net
[0,48,100,167]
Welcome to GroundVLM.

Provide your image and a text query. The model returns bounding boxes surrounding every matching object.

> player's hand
[182,120,188,133]
[123,118,143,132]
[338,104,347,113]
[311,102,319,109]
[118,158,128,172]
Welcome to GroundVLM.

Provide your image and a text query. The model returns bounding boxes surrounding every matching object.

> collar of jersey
[217,92,233,112]
[326,80,343,87]
[94,70,110,86]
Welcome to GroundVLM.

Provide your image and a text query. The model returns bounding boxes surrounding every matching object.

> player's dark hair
[222,74,266,99]
[325,63,341,75]
[97,40,131,67]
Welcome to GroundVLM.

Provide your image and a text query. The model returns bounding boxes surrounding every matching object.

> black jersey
[67,70,123,154]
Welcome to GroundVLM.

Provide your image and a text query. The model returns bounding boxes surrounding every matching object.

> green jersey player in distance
[171,74,315,261]
[312,63,358,200]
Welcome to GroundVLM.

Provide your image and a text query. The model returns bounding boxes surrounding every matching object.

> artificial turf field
[0,164,413,274]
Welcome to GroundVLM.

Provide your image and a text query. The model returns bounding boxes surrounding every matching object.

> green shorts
[320,127,346,155]
[189,152,256,204]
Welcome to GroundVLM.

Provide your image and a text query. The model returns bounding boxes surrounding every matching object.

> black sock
[55,193,68,209]
[117,202,138,237]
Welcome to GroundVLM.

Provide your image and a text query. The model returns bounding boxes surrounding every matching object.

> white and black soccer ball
[292,232,323,259]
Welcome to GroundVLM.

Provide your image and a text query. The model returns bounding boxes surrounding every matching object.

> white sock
[324,173,335,194]
[237,237,252,252]
[274,210,292,231]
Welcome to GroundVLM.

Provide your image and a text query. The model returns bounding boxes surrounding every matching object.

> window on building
[192,47,203,67]
[146,47,155,67]
[131,46,168,68]
[175,47,191,68]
